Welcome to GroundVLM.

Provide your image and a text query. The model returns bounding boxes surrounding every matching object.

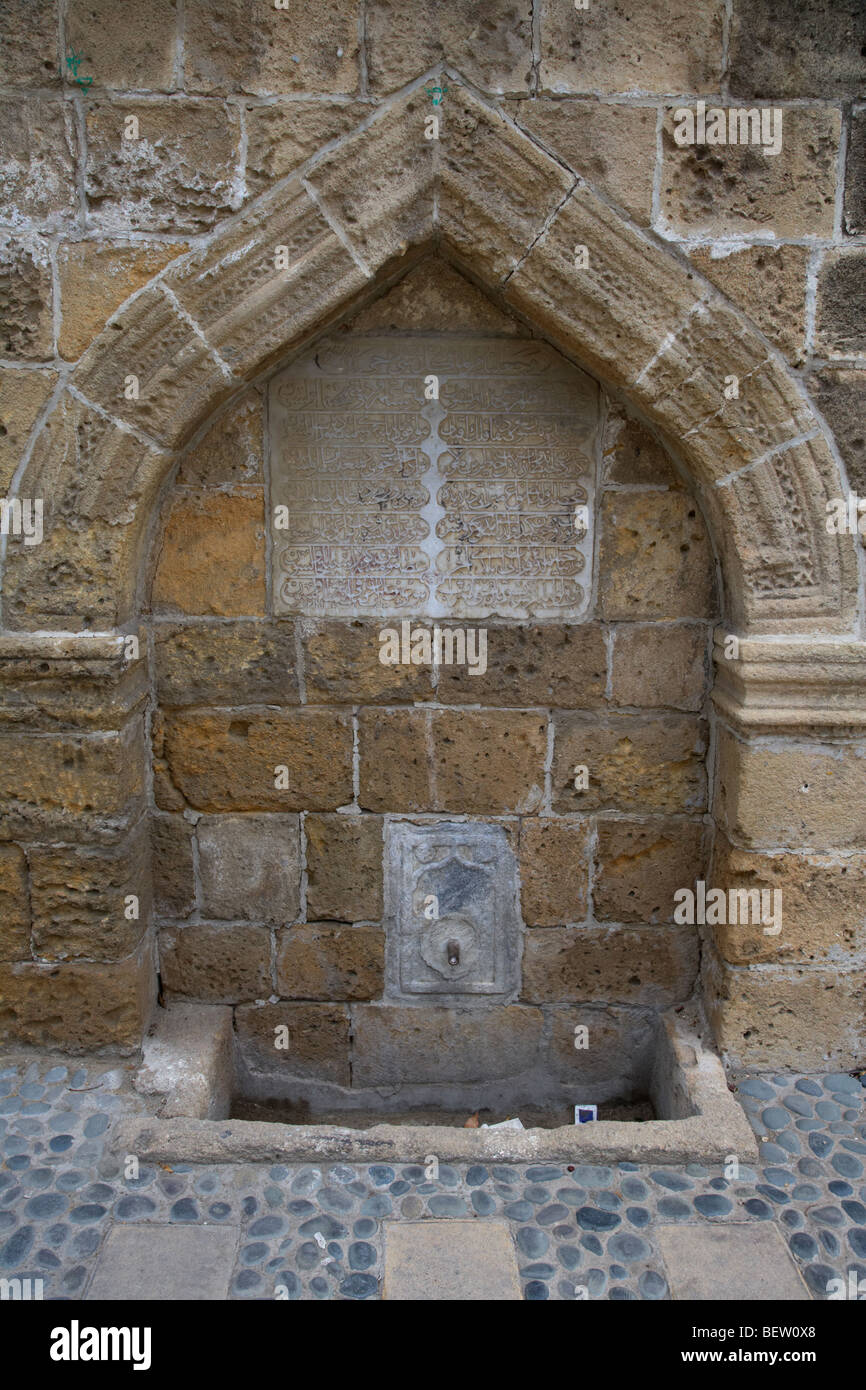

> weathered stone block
[815,250,866,357]
[521,925,699,1006]
[184,0,360,95]
[367,0,532,94]
[519,819,590,926]
[552,712,708,814]
[729,0,866,99]
[611,624,708,711]
[151,813,195,919]
[1,0,61,88]
[244,102,369,197]
[594,819,706,924]
[358,709,429,812]
[151,490,266,617]
[0,235,54,360]
[661,106,839,239]
[598,492,718,621]
[506,99,657,224]
[58,241,188,362]
[347,256,521,337]
[197,814,300,923]
[688,244,809,365]
[439,86,574,284]
[432,710,547,814]
[29,829,152,961]
[844,107,866,235]
[176,390,263,487]
[153,621,299,707]
[0,97,77,226]
[305,814,383,921]
[3,518,145,631]
[234,1001,350,1085]
[0,720,144,837]
[66,0,178,91]
[437,625,606,708]
[85,100,241,234]
[602,411,679,487]
[159,922,270,1002]
[0,845,29,961]
[539,0,725,94]
[303,622,433,704]
[351,1004,542,1086]
[702,947,866,1070]
[161,710,353,812]
[276,924,384,1000]
[546,1005,657,1093]
[0,367,57,493]
[0,937,155,1052]
[808,368,866,492]
[714,728,866,851]
[708,834,866,965]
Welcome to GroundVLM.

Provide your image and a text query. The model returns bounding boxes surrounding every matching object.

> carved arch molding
[1,74,861,644]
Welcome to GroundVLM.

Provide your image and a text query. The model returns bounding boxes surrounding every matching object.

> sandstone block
[159,922,270,1002]
[0,367,58,493]
[661,106,839,239]
[844,108,866,235]
[367,0,532,94]
[3,519,144,631]
[161,709,353,812]
[151,490,266,617]
[610,624,708,711]
[66,0,178,91]
[539,0,725,94]
[437,624,606,708]
[351,1004,542,1086]
[151,813,195,919]
[58,241,188,362]
[0,720,144,836]
[29,828,152,961]
[602,411,679,487]
[175,390,263,487]
[84,100,241,234]
[303,622,432,704]
[521,925,698,1006]
[244,102,369,198]
[0,97,77,226]
[815,250,866,357]
[594,819,706,924]
[358,709,429,812]
[1,0,62,88]
[234,1001,350,1085]
[518,818,590,926]
[276,924,384,1000]
[808,368,866,492]
[153,621,299,707]
[552,712,708,814]
[598,492,718,621]
[197,814,300,923]
[305,814,383,921]
[432,710,547,814]
[0,235,54,360]
[184,0,360,95]
[0,845,29,961]
[688,244,809,365]
[0,937,155,1051]
[729,1,866,99]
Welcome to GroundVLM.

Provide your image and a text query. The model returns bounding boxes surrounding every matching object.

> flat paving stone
[383,1220,521,1301]
[657,1223,810,1301]
[87,1223,240,1300]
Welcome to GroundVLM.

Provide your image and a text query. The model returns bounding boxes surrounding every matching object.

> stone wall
[0,0,864,1076]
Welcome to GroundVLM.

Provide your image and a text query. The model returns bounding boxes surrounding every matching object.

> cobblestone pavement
[1,1052,864,1301]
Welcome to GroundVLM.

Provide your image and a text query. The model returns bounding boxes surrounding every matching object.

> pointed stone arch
[2,75,859,638]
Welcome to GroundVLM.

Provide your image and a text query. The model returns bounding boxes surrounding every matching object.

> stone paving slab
[0,1052,864,1300]
[383,1219,521,1300]
[657,1222,811,1301]
[87,1223,240,1300]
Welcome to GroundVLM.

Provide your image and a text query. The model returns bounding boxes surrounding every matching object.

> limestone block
[546,1005,656,1092]
[661,106,839,239]
[234,1001,351,1085]
[304,814,383,921]
[159,922,271,1002]
[197,814,300,923]
[84,100,241,234]
[552,712,708,814]
[153,621,299,708]
[275,924,384,1000]
[594,819,706,923]
[518,818,590,926]
[150,489,266,617]
[521,925,699,1006]
[598,493,717,621]
[0,97,77,226]
[351,1004,542,1086]
[161,709,354,812]
[610,624,708,711]
[0,720,144,837]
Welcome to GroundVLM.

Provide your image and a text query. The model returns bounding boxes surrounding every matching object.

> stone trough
[110,1001,757,1167]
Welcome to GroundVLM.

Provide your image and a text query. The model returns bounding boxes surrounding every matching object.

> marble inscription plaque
[269,336,598,618]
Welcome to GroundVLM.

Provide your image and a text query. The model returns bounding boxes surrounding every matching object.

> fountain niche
[137,252,744,1156]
